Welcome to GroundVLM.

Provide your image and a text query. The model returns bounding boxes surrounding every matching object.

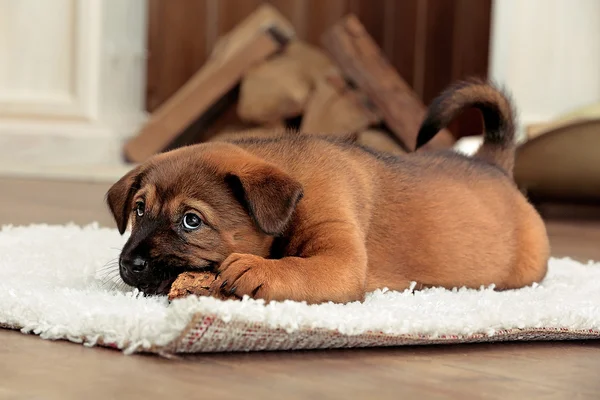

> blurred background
[0,0,599,204]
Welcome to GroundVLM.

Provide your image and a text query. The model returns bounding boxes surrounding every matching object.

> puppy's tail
[416,78,517,176]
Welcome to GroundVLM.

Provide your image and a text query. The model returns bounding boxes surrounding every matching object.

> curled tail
[416,78,517,176]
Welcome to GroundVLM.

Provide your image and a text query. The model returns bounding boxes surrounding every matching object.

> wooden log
[209,4,294,62]
[237,51,310,124]
[286,41,336,83]
[357,129,406,155]
[209,122,288,142]
[321,15,455,151]
[237,41,334,124]
[300,75,380,135]
[123,5,294,163]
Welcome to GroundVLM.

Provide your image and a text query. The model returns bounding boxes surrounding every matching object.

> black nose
[122,256,149,273]
[130,256,149,272]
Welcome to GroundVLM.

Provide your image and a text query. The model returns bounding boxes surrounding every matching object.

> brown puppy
[106,79,549,304]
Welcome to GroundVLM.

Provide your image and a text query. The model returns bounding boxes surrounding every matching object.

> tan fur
[106,80,550,304]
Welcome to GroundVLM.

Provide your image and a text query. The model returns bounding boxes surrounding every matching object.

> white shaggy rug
[1,223,599,356]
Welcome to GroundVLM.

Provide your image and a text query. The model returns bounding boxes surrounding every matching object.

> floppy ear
[226,164,304,236]
[105,165,144,234]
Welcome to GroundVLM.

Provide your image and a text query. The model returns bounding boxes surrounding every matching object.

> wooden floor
[1,176,600,399]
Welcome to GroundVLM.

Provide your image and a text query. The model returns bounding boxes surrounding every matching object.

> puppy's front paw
[217,253,273,300]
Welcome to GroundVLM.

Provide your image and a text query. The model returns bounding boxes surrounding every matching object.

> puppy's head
[105,142,303,295]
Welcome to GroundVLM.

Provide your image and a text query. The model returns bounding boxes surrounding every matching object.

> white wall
[489,0,600,139]
[0,0,147,169]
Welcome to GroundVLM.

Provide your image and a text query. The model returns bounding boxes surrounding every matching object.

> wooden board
[209,4,295,62]
[321,14,456,151]
[124,5,294,163]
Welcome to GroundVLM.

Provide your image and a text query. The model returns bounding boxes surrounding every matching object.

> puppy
[106,79,549,304]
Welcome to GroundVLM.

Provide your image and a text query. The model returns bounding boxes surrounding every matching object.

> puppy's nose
[129,256,149,273]
[121,256,149,275]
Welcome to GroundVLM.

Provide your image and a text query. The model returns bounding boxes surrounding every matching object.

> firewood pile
[124,4,458,164]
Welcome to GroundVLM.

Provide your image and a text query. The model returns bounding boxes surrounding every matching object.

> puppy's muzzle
[119,253,180,295]
[119,255,150,286]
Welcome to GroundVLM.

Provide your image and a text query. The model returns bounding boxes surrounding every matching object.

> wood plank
[421,0,457,105]
[208,4,294,61]
[0,178,114,227]
[124,28,288,163]
[451,0,492,81]
[411,0,428,98]
[321,14,455,151]
[216,0,264,34]
[347,0,387,47]
[2,326,600,399]
[386,0,419,91]
[267,0,308,37]
[304,0,349,45]
[145,0,163,111]
[146,0,209,112]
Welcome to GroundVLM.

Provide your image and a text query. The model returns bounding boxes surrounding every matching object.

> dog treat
[168,271,237,301]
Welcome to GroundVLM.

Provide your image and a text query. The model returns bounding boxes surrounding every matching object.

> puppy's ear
[105,165,144,234]
[226,164,303,236]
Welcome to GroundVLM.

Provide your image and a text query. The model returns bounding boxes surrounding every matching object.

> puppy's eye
[135,201,145,217]
[182,212,202,230]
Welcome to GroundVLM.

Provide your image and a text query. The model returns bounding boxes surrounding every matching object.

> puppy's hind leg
[501,206,550,290]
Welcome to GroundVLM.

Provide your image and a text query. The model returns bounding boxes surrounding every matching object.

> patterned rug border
[159,312,600,354]
[4,314,600,356]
